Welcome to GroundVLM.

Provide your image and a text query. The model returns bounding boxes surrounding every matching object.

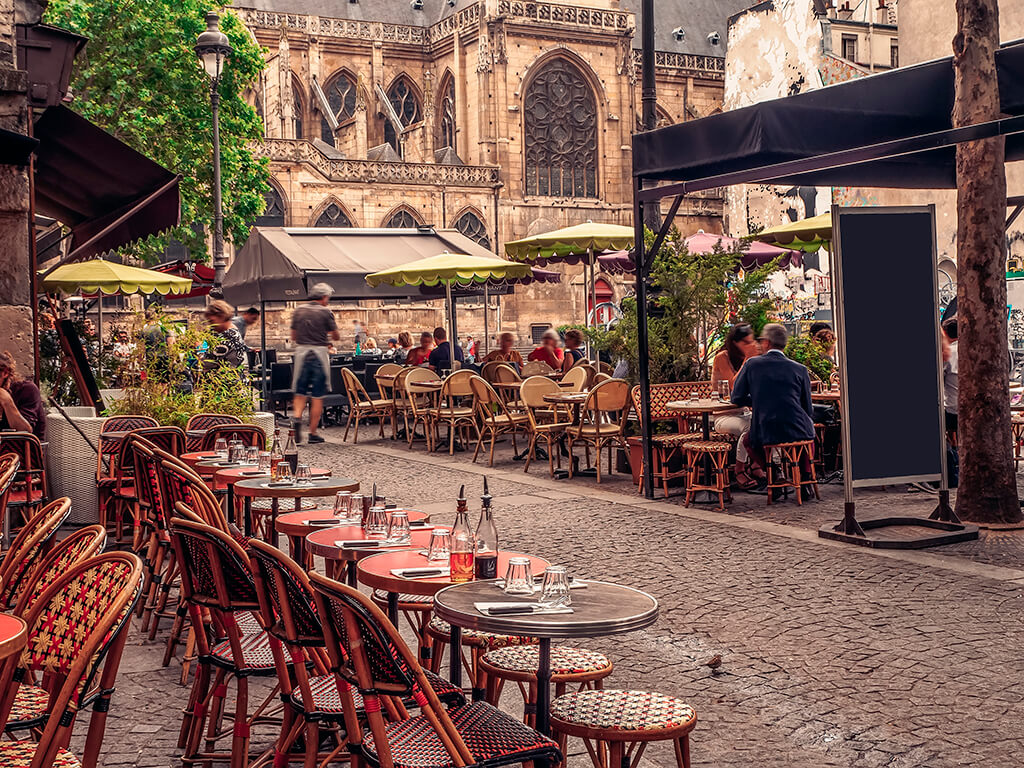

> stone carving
[632,49,726,79]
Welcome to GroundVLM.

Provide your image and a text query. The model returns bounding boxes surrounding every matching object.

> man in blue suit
[731,323,816,499]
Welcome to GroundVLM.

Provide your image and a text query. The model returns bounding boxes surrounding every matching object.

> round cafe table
[434,580,658,736]
[234,476,358,542]
[665,399,739,503]
[357,549,548,627]
[811,391,841,403]
[0,613,27,662]
[305,525,434,585]
[180,451,222,470]
[211,466,331,528]
[278,508,430,565]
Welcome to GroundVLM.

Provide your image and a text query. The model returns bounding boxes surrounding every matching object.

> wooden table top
[357,549,548,598]
[234,476,359,499]
[664,399,737,414]
[433,579,658,639]
[811,391,841,402]
[543,391,589,404]
[277,508,429,538]
[305,525,433,562]
[0,613,27,661]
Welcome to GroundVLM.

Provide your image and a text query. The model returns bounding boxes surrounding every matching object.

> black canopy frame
[631,40,1024,530]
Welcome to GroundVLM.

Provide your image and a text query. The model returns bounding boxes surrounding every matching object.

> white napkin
[474,602,574,616]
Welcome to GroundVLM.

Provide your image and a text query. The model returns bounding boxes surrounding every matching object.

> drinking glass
[387,510,411,544]
[214,437,229,460]
[230,444,245,464]
[538,566,572,608]
[718,380,730,402]
[245,446,259,465]
[333,491,352,522]
[427,529,451,561]
[350,494,364,525]
[502,557,534,596]
[365,506,389,538]
[257,451,271,473]
[688,389,700,404]
[295,464,312,484]
[275,462,293,484]
[830,377,840,392]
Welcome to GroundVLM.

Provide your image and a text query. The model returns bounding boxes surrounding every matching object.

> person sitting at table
[483,332,523,366]
[405,331,434,367]
[731,323,816,500]
[561,328,586,372]
[203,299,248,369]
[0,351,45,439]
[711,323,761,489]
[394,332,413,364]
[428,327,464,371]
[528,329,563,370]
[363,337,378,351]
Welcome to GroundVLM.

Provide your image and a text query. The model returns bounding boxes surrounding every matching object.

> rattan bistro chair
[185,413,242,451]
[0,497,72,609]
[568,379,631,483]
[0,431,48,524]
[341,367,392,443]
[404,367,441,450]
[309,573,562,768]
[521,376,573,478]
[431,369,479,455]
[470,376,528,467]
[200,423,266,451]
[0,552,142,768]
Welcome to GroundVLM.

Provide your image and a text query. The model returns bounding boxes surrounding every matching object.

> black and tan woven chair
[108,426,185,544]
[480,645,613,728]
[310,573,562,768]
[200,423,266,452]
[764,440,819,505]
[549,689,697,768]
[0,497,72,609]
[185,413,243,451]
[0,431,48,527]
[96,415,157,530]
[0,552,142,768]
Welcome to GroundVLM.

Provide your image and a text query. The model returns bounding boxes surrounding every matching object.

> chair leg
[232,676,251,768]
[524,433,537,473]
[353,408,361,444]
[489,429,497,467]
[674,735,691,768]
[343,407,354,443]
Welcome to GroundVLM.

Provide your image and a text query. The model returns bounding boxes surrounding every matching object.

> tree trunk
[952,0,1021,524]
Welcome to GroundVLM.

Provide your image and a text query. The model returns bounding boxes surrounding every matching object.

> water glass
[275,462,293,484]
[245,446,259,465]
[214,437,229,460]
[387,510,411,544]
[365,505,389,537]
[538,566,572,608]
[427,529,451,561]
[229,444,245,464]
[502,557,534,596]
[257,451,271,473]
[295,464,312,484]
[717,380,730,402]
[688,389,700,404]
[333,491,352,522]
[830,377,840,392]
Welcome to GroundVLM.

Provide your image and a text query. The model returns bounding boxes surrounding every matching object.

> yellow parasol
[367,252,531,370]
[754,212,832,253]
[41,258,193,296]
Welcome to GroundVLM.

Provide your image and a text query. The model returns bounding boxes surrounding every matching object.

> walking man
[291,283,340,443]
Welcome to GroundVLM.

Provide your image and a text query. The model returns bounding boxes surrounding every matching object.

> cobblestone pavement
[76,425,1024,767]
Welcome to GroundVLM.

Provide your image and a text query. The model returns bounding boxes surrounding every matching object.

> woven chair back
[185,413,242,433]
[247,539,323,647]
[200,423,265,451]
[12,525,106,618]
[0,497,72,608]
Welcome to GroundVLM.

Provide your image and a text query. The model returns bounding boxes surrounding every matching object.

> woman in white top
[711,323,761,489]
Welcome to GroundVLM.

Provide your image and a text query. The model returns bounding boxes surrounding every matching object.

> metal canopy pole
[589,246,599,362]
[260,299,268,412]
[483,284,489,358]
[634,176,655,499]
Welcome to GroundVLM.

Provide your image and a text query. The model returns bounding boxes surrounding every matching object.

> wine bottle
[284,428,299,473]
[474,477,498,580]
[450,485,474,583]
[269,428,283,479]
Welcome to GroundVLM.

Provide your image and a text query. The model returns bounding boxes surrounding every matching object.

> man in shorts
[291,283,340,443]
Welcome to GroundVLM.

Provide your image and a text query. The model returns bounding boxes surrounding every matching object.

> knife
[400,569,445,578]
[487,605,538,615]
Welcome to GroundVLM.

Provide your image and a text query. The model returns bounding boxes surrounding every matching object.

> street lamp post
[195,11,232,297]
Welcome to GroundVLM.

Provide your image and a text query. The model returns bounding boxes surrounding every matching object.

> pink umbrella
[685,230,800,269]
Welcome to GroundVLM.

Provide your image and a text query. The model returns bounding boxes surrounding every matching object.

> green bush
[784,336,834,382]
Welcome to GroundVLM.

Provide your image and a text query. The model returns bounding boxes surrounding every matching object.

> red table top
[277,508,429,538]
[305,526,433,562]
[0,613,27,661]
[180,451,222,468]
[357,549,549,597]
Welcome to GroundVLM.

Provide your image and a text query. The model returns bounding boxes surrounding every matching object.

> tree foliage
[584,228,778,384]
[44,0,269,262]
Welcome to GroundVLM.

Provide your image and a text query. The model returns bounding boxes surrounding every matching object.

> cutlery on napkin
[474,602,574,616]
[391,567,450,578]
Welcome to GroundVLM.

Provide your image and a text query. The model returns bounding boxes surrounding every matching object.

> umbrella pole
[446,281,454,372]
[260,300,268,412]
[97,293,103,382]
[483,284,489,359]
[589,247,599,362]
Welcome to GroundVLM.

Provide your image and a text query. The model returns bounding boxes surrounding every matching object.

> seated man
[528,328,563,369]
[428,327,464,372]
[483,332,524,366]
[0,351,45,439]
[730,323,815,498]
[405,332,435,367]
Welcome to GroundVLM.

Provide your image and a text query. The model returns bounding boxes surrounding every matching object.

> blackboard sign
[832,205,944,487]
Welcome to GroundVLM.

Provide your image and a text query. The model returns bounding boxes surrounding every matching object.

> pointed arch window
[524,58,598,198]
[291,74,306,139]
[384,209,419,228]
[315,202,352,228]
[254,187,285,227]
[384,77,422,152]
[438,76,456,151]
[320,72,358,142]
[454,211,490,249]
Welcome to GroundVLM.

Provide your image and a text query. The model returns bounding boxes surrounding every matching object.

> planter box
[243,412,275,444]
[46,407,104,525]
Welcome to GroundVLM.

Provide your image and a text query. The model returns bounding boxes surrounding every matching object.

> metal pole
[97,296,103,383]
[260,300,268,411]
[634,176,655,499]
[589,246,599,362]
[211,79,226,297]
[446,282,454,371]
[483,284,489,357]
[641,0,660,234]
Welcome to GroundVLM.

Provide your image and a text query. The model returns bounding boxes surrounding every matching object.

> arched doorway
[588,277,614,325]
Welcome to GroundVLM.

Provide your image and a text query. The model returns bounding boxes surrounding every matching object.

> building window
[530,324,552,344]
[438,76,456,151]
[292,75,306,140]
[842,35,858,62]
[315,202,352,228]
[524,58,598,198]
[384,77,422,153]
[254,187,285,227]
[384,209,419,228]
[454,210,490,249]
[320,72,358,142]
[890,41,899,68]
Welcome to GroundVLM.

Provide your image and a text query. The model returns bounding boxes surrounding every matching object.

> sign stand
[818,205,977,549]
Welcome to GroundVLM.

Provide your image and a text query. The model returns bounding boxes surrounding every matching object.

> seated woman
[483,332,523,366]
[561,328,586,372]
[711,323,761,489]
[394,331,413,364]
[404,331,434,366]
[203,299,248,369]
[527,329,564,370]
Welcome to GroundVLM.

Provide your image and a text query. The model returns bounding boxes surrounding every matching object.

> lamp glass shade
[195,12,231,81]
[200,50,223,79]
